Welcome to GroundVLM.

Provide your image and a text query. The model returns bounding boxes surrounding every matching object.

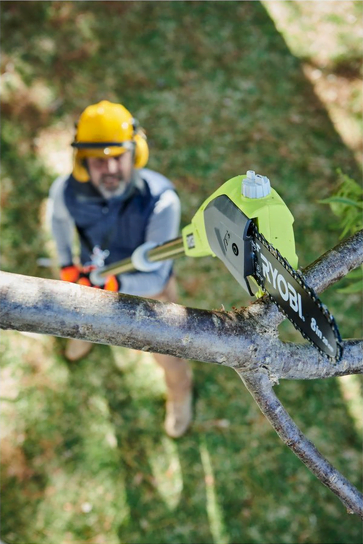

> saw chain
[249,222,343,362]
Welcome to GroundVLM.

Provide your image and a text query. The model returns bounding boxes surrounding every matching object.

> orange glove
[61,265,120,292]
[104,275,121,292]
[77,273,119,291]
[60,264,81,283]
[76,264,100,288]
[77,276,94,287]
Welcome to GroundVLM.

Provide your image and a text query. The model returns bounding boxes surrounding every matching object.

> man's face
[87,151,133,197]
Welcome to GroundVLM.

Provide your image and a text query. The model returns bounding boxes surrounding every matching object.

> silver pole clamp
[131,241,161,272]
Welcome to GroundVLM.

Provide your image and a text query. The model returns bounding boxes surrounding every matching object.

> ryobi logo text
[256,243,305,322]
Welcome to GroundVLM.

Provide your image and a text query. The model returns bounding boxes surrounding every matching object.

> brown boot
[151,276,193,438]
[164,390,193,438]
[65,339,93,361]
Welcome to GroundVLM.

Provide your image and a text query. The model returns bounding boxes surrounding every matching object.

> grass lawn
[1,2,362,543]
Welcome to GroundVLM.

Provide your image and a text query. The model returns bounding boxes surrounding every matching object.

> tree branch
[238,370,363,518]
[256,339,363,381]
[0,272,361,380]
[304,229,363,293]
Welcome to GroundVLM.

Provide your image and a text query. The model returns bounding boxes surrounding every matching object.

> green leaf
[318,197,363,209]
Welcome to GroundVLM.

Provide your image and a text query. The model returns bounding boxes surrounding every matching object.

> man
[48,100,192,438]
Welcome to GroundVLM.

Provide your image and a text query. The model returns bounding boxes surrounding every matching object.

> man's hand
[60,264,81,283]
[60,264,120,292]
[103,275,121,292]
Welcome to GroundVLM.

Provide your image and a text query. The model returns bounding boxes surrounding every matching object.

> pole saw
[89,170,342,362]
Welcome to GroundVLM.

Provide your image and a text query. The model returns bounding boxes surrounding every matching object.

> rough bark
[0,274,361,380]
[0,229,362,516]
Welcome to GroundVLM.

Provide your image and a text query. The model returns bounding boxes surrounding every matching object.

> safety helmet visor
[72,140,134,159]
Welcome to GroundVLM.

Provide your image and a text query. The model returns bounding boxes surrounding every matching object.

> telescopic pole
[96,237,185,278]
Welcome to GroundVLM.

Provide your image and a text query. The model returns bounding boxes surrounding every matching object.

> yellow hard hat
[72,100,149,182]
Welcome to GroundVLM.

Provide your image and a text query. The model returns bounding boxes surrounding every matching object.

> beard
[98,175,128,199]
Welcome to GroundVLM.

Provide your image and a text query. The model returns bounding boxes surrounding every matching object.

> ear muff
[73,155,90,182]
[134,132,149,169]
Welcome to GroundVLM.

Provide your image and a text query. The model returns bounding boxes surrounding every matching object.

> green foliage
[319,171,363,293]
[319,170,363,238]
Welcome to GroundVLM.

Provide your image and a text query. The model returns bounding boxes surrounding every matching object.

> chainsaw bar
[250,223,343,362]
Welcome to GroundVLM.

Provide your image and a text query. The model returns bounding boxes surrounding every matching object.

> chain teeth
[250,223,343,363]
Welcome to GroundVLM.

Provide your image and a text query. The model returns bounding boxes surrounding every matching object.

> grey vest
[64,169,174,265]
